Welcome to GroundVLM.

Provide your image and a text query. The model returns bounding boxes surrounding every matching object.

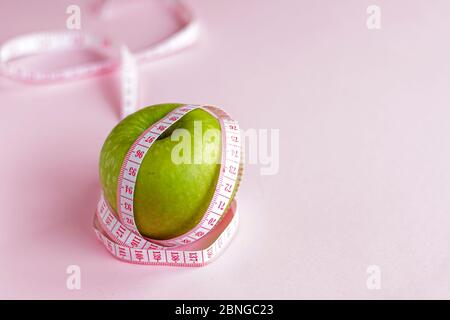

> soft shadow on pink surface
[1,0,450,299]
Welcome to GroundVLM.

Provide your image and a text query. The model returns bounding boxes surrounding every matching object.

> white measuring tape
[0,0,243,266]
[0,0,199,118]
[96,104,243,266]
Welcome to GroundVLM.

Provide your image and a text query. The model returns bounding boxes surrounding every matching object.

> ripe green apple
[99,103,239,240]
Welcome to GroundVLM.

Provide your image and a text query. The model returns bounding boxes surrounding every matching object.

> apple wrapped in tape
[99,103,242,241]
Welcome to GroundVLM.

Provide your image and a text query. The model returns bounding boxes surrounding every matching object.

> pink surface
[1,0,450,299]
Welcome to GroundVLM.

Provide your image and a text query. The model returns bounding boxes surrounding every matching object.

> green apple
[99,103,238,240]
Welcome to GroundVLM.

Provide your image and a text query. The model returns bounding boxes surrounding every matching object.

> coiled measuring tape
[95,104,243,266]
[0,1,243,266]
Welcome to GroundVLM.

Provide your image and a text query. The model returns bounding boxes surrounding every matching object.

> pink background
[1,0,450,299]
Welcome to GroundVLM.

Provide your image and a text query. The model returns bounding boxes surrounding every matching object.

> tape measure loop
[93,104,243,266]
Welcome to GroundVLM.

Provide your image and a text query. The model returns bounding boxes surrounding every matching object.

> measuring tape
[0,0,199,118]
[0,1,243,266]
[95,104,243,266]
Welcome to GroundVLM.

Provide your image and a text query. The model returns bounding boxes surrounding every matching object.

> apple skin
[99,103,227,240]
